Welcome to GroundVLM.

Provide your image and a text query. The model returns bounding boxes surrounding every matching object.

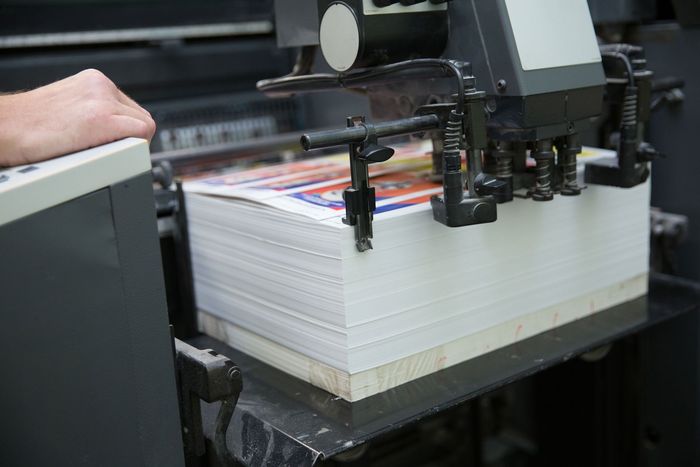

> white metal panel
[0,138,151,225]
[504,0,601,71]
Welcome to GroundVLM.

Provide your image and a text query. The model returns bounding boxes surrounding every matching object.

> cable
[602,50,635,86]
[257,58,468,113]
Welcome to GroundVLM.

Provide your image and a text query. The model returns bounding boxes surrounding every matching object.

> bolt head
[531,192,554,202]
[473,202,496,222]
[560,187,582,196]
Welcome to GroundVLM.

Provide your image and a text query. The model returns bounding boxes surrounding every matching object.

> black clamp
[174,338,242,466]
[343,117,395,252]
[430,87,501,227]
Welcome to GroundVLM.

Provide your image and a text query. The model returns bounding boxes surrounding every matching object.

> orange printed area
[296,171,438,201]
[287,168,440,213]
[515,323,524,341]
[196,160,340,187]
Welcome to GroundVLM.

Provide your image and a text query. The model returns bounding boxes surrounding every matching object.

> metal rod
[0,21,274,49]
[466,148,482,199]
[301,114,441,151]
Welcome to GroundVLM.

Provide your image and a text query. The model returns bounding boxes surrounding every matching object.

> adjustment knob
[474,173,510,203]
[358,144,395,163]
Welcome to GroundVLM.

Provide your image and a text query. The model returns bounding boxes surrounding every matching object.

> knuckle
[80,68,105,81]
[80,68,115,94]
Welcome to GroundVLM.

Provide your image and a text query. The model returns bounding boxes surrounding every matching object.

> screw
[486,98,498,113]
[496,79,507,93]
[227,367,241,380]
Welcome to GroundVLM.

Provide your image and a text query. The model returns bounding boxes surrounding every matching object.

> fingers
[114,101,156,136]
[115,88,152,119]
[110,83,156,140]
[108,114,156,142]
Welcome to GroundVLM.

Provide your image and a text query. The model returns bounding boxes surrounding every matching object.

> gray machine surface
[0,173,185,467]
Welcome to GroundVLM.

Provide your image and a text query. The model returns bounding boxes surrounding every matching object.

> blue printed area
[376,203,414,214]
[291,193,347,208]
[252,180,324,190]
[205,176,266,186]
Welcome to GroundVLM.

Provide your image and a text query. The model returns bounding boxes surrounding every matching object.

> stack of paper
[184,143,650,401]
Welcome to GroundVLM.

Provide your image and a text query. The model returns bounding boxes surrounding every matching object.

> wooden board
[199,273,648,402]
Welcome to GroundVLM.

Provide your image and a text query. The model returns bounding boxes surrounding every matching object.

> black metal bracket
[174,338,242,467]
[300,113,447,252]
[343,116,395,252]
[587,43,661,189]
[429,88,504,227]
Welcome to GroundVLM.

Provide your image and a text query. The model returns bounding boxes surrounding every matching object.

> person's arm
[0,69,156,167]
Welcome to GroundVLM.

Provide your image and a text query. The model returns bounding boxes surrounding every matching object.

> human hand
[0,69,156,167]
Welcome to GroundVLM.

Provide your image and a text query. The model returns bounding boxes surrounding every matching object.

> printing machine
[1,1,699,466]
[263,0,660,252]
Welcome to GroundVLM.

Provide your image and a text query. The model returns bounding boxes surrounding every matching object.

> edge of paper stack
[184,142,650,401]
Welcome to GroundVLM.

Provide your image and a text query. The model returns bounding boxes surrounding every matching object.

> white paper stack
[184,143,650,401]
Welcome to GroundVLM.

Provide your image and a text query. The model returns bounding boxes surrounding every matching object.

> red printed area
[290,170,441,211]
[197,160,341,187]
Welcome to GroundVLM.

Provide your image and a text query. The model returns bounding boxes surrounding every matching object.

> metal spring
[444,111,462,152]
[561,156,578,190]
[443,110,463,172]
[496,156,513,179]
[622,89,638,127]
[535,158,553,193]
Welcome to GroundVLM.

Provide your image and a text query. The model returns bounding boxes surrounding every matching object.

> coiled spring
[440,109,466,203]
[535,158,553,193]
[622,89,638,127]
[443,110,462,171]
[561,157,577,189]
[496,156,513,179]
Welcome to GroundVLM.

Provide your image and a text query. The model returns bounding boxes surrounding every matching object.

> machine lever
[302,114,439,252]
[174,338,242,467]
[342,118,395,252]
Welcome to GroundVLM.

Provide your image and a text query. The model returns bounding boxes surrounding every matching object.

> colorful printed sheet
[183,142,618,222]
[184,142,440,220]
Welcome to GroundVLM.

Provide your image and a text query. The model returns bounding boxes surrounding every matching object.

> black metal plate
[190,274,700,466]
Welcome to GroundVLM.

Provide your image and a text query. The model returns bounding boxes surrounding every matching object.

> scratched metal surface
[192,273,700,466]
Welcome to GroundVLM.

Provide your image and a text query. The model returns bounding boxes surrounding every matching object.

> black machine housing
[316,0,449,71]
[267,0,658,250]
